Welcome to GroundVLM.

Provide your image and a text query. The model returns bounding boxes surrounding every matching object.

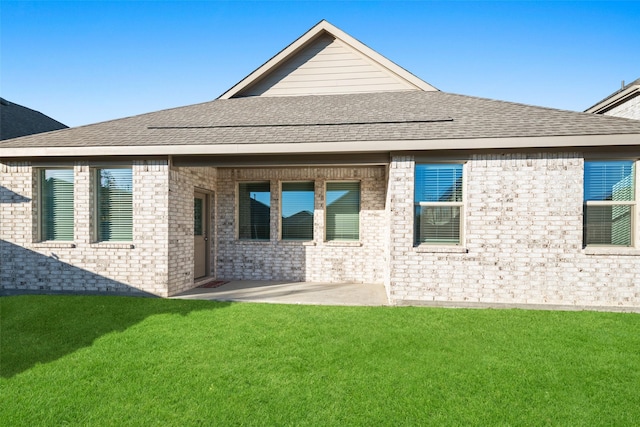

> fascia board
[218,20,331,100]
[321,21,437,92]
[2,134,639,158]
[585,85,640,114]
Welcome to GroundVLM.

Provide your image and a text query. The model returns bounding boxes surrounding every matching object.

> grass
[1,295,639,426]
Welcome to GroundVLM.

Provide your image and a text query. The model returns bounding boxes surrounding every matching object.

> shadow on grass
[0,238,231,378]
[0,294,229,378]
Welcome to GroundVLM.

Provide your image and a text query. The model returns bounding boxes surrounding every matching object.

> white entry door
[194,191,208,279]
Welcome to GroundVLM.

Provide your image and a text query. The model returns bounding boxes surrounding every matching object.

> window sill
[235,240,273,245]
[33,242,76,249]
[323,241,362,247]
[414,245,468,254]
[583,247,640,256]
[278,240,316,246]
[90,242,135,249]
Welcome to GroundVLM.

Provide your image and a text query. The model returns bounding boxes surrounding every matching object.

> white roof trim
[585,82,640,114]
[2,134,639,158]
[218,20,437,99]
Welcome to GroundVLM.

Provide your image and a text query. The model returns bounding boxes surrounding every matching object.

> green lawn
[1,295,639,425]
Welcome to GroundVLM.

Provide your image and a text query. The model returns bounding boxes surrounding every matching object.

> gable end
[234,32,422,97]
[219,20,437,99]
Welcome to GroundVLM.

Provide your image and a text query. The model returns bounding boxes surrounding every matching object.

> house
[0,97,68,140]
[585,78,640,120]
[1,20,640,309]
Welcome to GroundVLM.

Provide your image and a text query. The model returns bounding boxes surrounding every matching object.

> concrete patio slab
[172,280,389,306]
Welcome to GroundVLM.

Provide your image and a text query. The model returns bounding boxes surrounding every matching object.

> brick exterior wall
[167,166,216,295]
[2,154,639,308]
[215,166,386,284]
[1,160,170,296]
[388,153,640,308]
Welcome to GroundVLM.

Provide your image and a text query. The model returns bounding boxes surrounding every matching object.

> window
[414,164,463,245]
[238,182,270,240]
[281,182,314,240]
[96,168,133,242]
[194,198,204,236]
[326,182,360,241]
[584,160,636,247]
[40,168,74,241]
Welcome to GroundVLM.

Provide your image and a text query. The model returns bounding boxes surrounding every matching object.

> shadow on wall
[0,240,148,294]
[1,184,143,293]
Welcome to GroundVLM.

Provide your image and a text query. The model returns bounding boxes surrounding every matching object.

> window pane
[41,169,74,241]
[584,161,635,201]
[326,182,360,241]
[584,205,632,246]
[415,164,463,202]
[415,205,461,244]
[194,198,203,236]
[239,182,270,240]
[98,168,132,242]
[282,182,314,240]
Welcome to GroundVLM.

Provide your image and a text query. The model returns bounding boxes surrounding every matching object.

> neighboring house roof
[219,20,437,99]
[2,91,640,157]
[0,21,639,158]
[0,97,68,140]
[585,78,640,115]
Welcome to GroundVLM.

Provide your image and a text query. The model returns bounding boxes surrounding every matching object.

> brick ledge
[583,247,640,256]
[32,242,76,249]
[413,245,468,253]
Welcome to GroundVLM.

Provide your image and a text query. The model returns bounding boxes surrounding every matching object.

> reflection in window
[414,164,463,245]
[239,182,270,240]
[282,182,314,240]
[584,161,635,246]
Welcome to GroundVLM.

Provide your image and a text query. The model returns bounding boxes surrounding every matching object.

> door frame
[194,189,212,280]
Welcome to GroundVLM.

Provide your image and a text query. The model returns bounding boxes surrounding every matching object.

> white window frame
[583,159,637,248]
[414,162,465,246]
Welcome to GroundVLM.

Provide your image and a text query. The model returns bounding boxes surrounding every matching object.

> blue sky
[2,1,639,127]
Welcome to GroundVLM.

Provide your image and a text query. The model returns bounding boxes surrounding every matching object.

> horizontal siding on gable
[258,85,414,97]
[238,34,419,97]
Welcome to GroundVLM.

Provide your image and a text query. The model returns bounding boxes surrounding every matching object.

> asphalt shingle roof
[1,91,640,150]
[0,98,68,141]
